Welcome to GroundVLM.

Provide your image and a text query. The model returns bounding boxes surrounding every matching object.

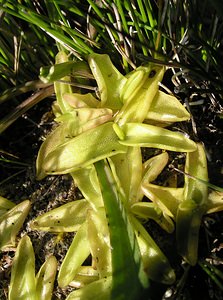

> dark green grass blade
[95,160,149,300]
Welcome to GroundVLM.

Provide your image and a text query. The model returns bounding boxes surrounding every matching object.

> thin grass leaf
[95,160,149,300]
[199,260,223,290]
[0,80,51,104]
[0,85,54,134]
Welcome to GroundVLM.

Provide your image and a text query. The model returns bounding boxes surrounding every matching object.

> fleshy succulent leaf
[142,184,183,219]
[207,191,223,214]
[42,122,127,175]
[115,66,164,125]
[176,143,209,265]
[9,235,36,300]
[146,90,190,123]
[131,216,176,285]
[142,152,169,184]
[131,202,174,233]
[53,51,74,114]
[36,256,57,300]
[31,200,89,232]
[87,208,112,278]
[70,266,99,289]
[88,53,126,109]
[58,221,90,288]
[111,147,143,205]
[0,200,31,250]
[66,276,112,300]
[71,166,103,211]
[63,93,99,108]
[39,60,90,84]
[119,123,197,152]
[36,121,76,180]
[0,196,15,217]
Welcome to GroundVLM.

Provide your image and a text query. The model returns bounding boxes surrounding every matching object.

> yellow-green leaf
[115,66,164,125]
[43,122,127,175]
[0,196,15,217]
[176,143,209,265]
[9,235,36,300]
[0,200,31,250]
[58,221,90,288]
[119,123,197,152]
[146,91,190,123]
[31,200,88,232]
[36,256,57,300]
[87,209,111,278]
[131,216,175,285]
[66,276,112,300]
[88,53,126,109]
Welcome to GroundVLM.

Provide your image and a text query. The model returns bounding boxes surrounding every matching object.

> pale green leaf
[115,66,164,125]
[55,107,113,126]
[58,221,90,288]
[111,147,143,205]
[66,276,112,300]
[131,202,174,233]
[176,201,203,266]
[142,152,169,184]
[176,143,209,265]
[207,191,223,214]
[142,184,183,219]
[119,123,197,152]
[0,200,31,250]
[54,51,74,114]
[36,122,76,180]
[88,53,126,109]
[31,200,88,232]
[131,216,176,285]
[43,122,127,175]
[87,208,111,278]
[39,61,89,84]
[0,196,15,217]
[9,235,36,300]
[63,93,100,108]
[70,266,99,289]
[146,91,190,123]
[183,143,209,205]
[71,166,103,211]
[36,256,57,300]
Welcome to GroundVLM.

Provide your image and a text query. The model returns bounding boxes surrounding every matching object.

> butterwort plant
[8,51,212,299]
